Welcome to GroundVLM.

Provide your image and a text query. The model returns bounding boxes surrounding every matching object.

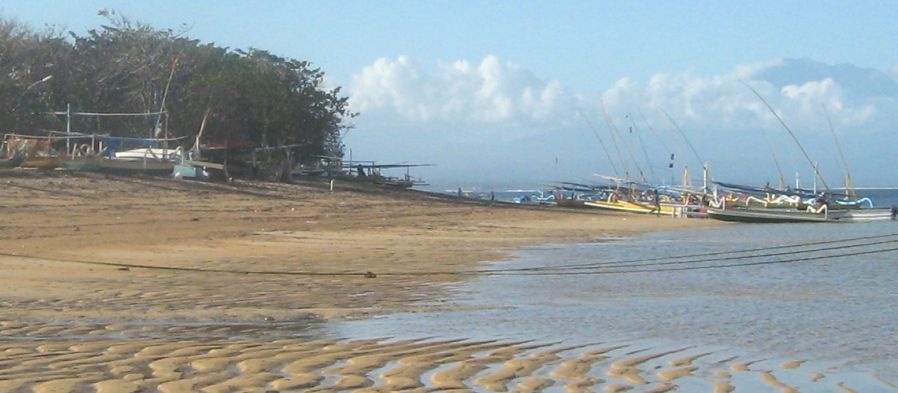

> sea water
[334,219,898,385]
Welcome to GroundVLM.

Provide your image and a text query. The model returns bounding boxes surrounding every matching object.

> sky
[4,1,898,190]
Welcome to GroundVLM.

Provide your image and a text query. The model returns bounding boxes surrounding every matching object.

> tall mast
[659,108,704,172]
[578,110,620,178]
[759,126,787,190]
[742,80,830,192]
[823,105,855,197]
[627,114,656,181]
[600,100,631,181]
[155,57,179,155]
[617,117,647,183]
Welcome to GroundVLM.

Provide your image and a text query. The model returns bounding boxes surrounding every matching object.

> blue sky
[4,1,898,189]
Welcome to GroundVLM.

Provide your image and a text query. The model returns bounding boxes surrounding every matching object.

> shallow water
[335,220,898,383]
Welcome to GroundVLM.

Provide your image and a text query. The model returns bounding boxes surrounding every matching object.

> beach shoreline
[7,172,889,392]
[0,171,716,323]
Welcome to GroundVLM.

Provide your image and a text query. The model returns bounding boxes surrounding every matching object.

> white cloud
[349,55,574,128]
[774,77,877,128]
[349,55,895,150]
[345,57,898,188]
[349,56,433,121]
[598,61,887,133]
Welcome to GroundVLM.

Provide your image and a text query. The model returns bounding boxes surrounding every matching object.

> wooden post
[251,149,257,179]
[65,103,71,157]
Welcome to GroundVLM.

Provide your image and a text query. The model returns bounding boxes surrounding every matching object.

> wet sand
[0,334,877,392]
[0,171,886,391]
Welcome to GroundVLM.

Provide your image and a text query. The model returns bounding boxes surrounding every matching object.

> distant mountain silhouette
[756,58,898,98]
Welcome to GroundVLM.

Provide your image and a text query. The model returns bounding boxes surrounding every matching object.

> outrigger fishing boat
[706,206,844,223]
[3,134,62,169]
[706,189,895,223]
[719,84,896,223]
[0,154,24,169]
[547,181,607,208]
[96,138,185,174]
[585,198,679,216]
[707,204,895,223]
[841,208,898,222]
[344,161,431,189]
[705,187,843,223]
[582,184,695,217]
[1,138,25,169]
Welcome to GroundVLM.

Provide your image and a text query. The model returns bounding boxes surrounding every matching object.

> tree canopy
[1,11,354,160]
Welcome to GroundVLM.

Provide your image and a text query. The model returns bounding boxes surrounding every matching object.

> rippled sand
[2,323,887,392]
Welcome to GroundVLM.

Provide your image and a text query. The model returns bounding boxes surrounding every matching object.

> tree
[0,19,67,132]
[0,11,355,178]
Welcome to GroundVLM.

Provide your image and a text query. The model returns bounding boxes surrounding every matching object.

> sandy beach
[1,171,887,392]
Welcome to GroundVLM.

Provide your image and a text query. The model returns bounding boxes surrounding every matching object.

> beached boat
[840,208,897,222]
[98,158,175,174]
[3,135,57,169]
[19,156,61,170]
[833,197,874,209]
[584,199,678,216]
[62,157,101,171]
[555,197,587,208]
[113,147,180,161]
[706,207,844,223]
[0,153,25,169]
[96,147,180,174]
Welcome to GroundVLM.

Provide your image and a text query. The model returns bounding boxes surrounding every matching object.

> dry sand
[0,171,880,392]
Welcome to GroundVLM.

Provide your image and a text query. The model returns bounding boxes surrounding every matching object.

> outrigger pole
[741,80,830,192]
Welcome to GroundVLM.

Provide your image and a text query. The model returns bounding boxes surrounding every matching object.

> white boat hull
[840,209,897,222]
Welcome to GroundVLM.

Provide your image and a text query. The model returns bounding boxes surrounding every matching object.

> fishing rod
[741,80,831,192]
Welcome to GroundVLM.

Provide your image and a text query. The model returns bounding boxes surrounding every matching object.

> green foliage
[0,19,66,131]
[0,10,355,160]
